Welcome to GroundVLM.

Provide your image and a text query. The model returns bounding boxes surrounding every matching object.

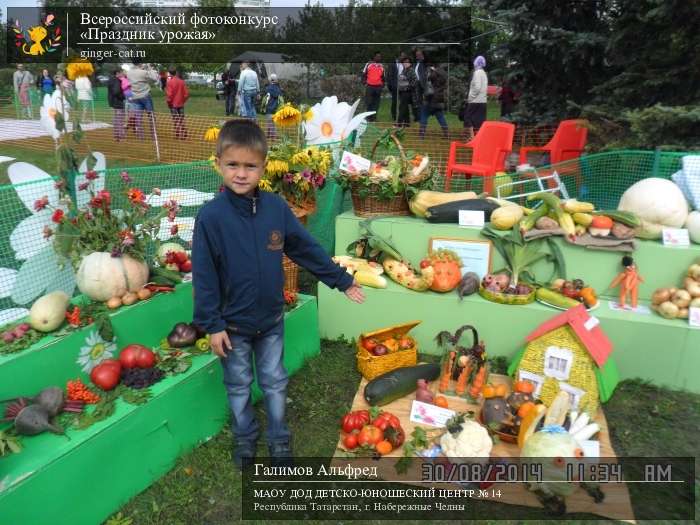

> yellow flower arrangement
[272,104,302,127]
[65,59,95,81]
[266,159,289,177]
[258,178,273,191]
[204,126,220,142]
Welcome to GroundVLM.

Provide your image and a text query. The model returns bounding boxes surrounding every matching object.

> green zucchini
[364,364,440,406]
[536,288,581,309]
[424,199,500,223]
[149,265,183,285]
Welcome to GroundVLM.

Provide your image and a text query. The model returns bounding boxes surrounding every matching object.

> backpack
[397,71,410,91]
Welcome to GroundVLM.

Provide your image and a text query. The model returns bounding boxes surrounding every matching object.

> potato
[656,301,679,319]
[672,289,691,308]
[684,278,700,298]
[137,288,152,301]
[651,288,672,305]
[122,292,138,306]
[106,297,122,309]
[678,308,689,319]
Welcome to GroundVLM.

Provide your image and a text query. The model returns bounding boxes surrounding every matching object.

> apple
[398,336,413,350]
[372,344,389,356]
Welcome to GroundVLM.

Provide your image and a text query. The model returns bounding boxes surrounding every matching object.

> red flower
[127,188,145,204]
[33,196,49,211]
[97,190,111,205]
[54,180,65,190]
[89,190,111,209]
[170,224,179,235]
[78,181,89,191]
[85,170,98,181]
[51,209,65,223]
[65,306,81,327]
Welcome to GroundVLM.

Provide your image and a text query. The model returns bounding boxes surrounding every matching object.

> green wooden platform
[0,284,320,525]
[318,212,700,393]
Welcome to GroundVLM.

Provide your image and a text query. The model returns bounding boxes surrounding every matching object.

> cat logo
[267,230,283,251]
[13,14,62,57]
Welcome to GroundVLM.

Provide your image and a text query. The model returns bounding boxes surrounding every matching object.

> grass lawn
[112,334,700,524]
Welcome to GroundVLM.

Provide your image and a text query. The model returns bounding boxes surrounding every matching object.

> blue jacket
[192,188,353,336]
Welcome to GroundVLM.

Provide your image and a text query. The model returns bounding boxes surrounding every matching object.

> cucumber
[363,364,440,406]
[149,265,183,285]
[536,288,581,309]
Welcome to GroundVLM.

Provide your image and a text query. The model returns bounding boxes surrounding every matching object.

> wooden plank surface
[334,374,635,521]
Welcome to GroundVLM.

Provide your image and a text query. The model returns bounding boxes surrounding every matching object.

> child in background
[191,120,365,470]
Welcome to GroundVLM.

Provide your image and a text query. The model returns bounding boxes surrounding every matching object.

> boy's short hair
[216,119,268,158]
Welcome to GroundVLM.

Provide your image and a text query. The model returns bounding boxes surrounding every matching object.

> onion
[122,292,138,306]
[106,297,122,309]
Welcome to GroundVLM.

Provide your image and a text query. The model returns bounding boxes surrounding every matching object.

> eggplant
[425,199,500,223]
[167,322,198,348]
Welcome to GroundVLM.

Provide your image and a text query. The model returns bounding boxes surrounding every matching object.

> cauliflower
[440,419,493,459]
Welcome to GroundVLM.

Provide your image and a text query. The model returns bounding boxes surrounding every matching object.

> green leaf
[55,112,65,132]
[7,439,22,454]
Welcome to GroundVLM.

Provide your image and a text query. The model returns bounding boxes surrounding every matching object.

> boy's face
[217,145,265,198]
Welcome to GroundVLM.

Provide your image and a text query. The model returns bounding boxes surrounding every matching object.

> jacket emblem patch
[267,230,283,250]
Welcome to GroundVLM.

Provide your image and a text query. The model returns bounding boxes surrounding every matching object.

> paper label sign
[409,400,456,428]
[458,209,485,228]
[662,228,690,247]
[689,307,700,328]
[339,151,371,174]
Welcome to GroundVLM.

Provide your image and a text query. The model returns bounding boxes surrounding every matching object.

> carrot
[469,365,487,399]
[455,364,470,395]
[439,350,456,393]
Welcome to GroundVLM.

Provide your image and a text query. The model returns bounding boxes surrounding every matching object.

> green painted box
[0,286,320,525]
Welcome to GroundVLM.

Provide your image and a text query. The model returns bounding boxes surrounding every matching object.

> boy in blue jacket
[192,119,365,469]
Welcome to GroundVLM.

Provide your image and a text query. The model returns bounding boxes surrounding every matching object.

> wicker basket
[282,209,310,292]
[478,285,536,305]
[356,321,420,380]
[350,183,410,218]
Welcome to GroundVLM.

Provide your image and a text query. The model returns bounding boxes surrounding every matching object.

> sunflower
[272,104,302,127]
[65,60,95,81]
[266,159,289,177]
[291,151,311,165]
[204,126,220,142]
[258,178,273,191]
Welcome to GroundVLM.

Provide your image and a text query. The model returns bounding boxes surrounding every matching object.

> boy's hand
[210,330,232,358]
[344,283,365,304]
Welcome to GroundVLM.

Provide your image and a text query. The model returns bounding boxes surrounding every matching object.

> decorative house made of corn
[508,305,619,415]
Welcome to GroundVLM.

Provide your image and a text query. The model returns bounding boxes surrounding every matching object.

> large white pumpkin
[76,252,149,301]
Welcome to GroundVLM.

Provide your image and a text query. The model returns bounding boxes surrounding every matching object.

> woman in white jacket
[74,75,93,122]
[463,55,488,139]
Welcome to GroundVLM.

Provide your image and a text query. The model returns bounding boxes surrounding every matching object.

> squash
[490,205,524,230]
[409,191,478,218]
[76,252,150,302]
[354,271,387,289]
[364,364,441,406]
[382,258,434,291]
[29,291,70,332]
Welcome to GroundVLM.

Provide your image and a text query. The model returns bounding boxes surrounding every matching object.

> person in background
[165,68,190,140]
[463,55,489,139]
[412,48,426,123]
[498,78,518,118]
[37,69,54,96]
[107,69,126,142]
[361,51,384,121]
[386,51,407,125]
[13,64,34,118]
[237,62,260,119]
[396,56,417,128]
[74,74,93,122]
[126,61,159,140]
[262,73,284,140]
[159,70,168,91]
[192,120,365,471]
[222,69,237,116]
[419,63,449,140]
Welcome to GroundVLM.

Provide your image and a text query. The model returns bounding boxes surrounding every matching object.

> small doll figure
[609,255,644,309]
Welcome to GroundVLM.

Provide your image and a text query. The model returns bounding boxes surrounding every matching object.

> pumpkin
[423,249,462,293]
[76,252,150,302]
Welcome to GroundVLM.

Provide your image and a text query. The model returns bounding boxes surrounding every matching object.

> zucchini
[364,364,440,406]
[424,199,500,223]
[409,190,478,218]
[536,288,581,309]
[149,265,183,285]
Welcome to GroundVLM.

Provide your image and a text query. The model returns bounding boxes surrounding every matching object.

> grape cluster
[120,367,164,389]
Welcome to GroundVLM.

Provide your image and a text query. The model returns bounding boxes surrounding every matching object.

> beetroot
[14,404,63,436]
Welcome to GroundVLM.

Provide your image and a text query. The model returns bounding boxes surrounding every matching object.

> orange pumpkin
[514,380,535,394]
[580,287,597,308]
[434,396,449,408]
[425,249,463,293]
[494,384,508,397]
[482,385,496,398]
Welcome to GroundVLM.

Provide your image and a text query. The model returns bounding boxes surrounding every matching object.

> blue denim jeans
[419,103,448,139]
[221,320,290,446]
[241,90,257,118]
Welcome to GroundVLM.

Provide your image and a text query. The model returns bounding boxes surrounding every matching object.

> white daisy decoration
[77,330,116,373]
[303,96,375,145]
[146,188,215,208]
[40,91,70,141]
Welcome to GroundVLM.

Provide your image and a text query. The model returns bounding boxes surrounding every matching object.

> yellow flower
[272,104,302,127]
[291,151,311,165]
[208,154,221,174]
[266,159,289,176]
[65,60,94,81]
[293,173,302,183]
[204,126,220,142]
[303,109,314,122]
[258,178,273,191]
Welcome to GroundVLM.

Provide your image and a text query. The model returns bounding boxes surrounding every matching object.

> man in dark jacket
[192,120,365,470]
[412,48,427,122]
[385,51,407,124]
[107,69,126,142]
[418,64,449,139]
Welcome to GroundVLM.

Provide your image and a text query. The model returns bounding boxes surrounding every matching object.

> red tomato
[174,251,189,264]
[341,410,370,433]
[100,359,122,374]
[90,362,120,391]
[179,260,192,273]
[136,348,156,368]
[383,425,405,448]
[343,434,358,450]
[357,425,383,447]
[119,344,148,369]
[372,411,401,432]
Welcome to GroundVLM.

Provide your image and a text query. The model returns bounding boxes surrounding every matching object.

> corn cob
[572,212,593,226]
[354,271,387,289]
[519,204,549,233]
[528,192,576,238]
[563,199,595,213]
[575,224,587,236]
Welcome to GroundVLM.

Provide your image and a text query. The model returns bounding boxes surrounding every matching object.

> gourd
[686,211,700,244]
[76,252,150,302]
[409,191,478,218]
[29,291,70,332]
[364,364,440,406]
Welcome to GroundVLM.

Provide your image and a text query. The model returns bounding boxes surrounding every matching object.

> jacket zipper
[251,199,261,335]
[252,196,257,215]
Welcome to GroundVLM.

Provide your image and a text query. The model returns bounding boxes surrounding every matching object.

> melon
[29,291,70,332]
[76,252,150,302]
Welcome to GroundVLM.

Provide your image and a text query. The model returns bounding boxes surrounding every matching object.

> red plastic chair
[519,119,588,166]
[444,121,515,193]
